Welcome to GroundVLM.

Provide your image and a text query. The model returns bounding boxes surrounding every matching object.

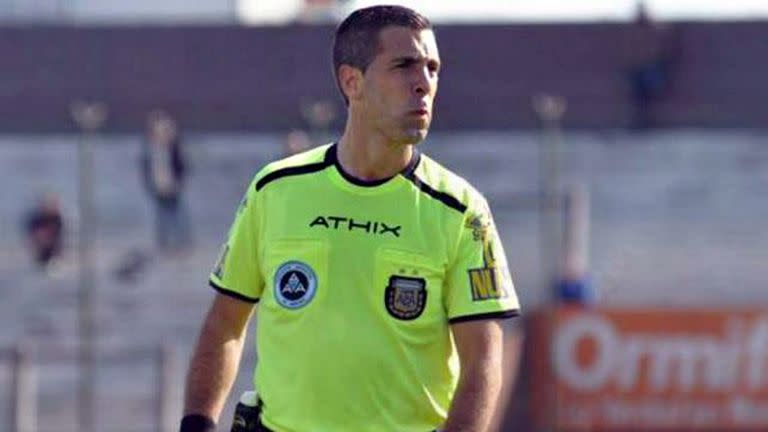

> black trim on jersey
[209,279,260,304]
[255,157,332,192]
[448,309,520,324]
[326,143,422,188]
[333,151,392,188]
[402,171,468,214]
[401,147,422,178]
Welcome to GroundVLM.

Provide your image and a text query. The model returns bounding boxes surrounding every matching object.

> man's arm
[442,319,511,432]
[488,321,523,432]
[183,293,255,422]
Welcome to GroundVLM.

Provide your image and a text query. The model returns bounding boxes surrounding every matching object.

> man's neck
[336,126,413,182]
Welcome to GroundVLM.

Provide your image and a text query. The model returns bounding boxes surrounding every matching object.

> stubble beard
[399,116,431,145]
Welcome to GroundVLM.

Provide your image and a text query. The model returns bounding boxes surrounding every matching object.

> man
[141,109,192,253]
[24,192,64,269]
[180,6,521,432]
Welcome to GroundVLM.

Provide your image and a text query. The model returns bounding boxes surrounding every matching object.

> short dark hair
[332,5,432,105]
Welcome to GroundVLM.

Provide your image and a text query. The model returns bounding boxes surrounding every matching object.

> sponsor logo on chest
[309,215,401,237]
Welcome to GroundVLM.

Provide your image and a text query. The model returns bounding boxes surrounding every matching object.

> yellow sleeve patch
[469,267,508,301]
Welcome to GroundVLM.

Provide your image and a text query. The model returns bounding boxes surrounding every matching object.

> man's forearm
[183,318,248,420]
[441,365,502,432]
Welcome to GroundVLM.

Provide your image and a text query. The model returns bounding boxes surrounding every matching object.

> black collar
[325,143,421,188]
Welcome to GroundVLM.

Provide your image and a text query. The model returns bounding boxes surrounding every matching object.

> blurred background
[1,0,767,431]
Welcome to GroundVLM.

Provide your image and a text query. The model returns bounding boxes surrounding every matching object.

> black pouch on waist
[230,400,271,432]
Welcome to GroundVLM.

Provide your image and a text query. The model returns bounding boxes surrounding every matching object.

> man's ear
[338,64,364,102]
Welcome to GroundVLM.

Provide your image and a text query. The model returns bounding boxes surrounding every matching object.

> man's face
[357,26,441,145]
[150,117,177,144]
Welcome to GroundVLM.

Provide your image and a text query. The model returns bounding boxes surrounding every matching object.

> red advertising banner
[529,308,768,430]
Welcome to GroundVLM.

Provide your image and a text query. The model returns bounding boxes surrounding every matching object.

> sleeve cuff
[209,279,260,304]
[179,414,216,432]
[448,309,520,324]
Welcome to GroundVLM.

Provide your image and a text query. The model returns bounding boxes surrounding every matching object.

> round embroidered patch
[274,261,317,309]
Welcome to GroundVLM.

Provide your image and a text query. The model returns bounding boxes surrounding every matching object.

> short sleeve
[209,179,263,303]
[444,197,520,323]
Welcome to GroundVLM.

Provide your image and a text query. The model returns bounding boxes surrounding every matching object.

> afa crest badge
[385,276,427,320]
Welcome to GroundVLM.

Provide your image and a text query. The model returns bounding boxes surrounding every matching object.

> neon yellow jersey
[209,143,520,432]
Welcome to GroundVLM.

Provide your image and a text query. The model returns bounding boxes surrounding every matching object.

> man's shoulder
[253,144,332,192]
[412,153,488,215]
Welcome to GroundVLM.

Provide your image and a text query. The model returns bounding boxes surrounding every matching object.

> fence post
[71,100,107,432]
[157,344,180,432]
[11,344,37,432]
[533,93,568,302]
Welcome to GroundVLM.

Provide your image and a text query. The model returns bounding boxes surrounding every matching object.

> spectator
[623,1,680,130]
[283,129,313,157]
[24,192,64,269]
[140,109,192,254]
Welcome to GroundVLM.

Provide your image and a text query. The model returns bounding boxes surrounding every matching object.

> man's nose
[412,67,434,96]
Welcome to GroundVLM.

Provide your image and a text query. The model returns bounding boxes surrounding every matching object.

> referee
[180,5,521,432]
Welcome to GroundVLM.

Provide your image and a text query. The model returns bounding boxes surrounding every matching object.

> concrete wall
[1,22,767,132]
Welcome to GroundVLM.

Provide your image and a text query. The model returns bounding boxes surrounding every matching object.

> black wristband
[180,414,216,432]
